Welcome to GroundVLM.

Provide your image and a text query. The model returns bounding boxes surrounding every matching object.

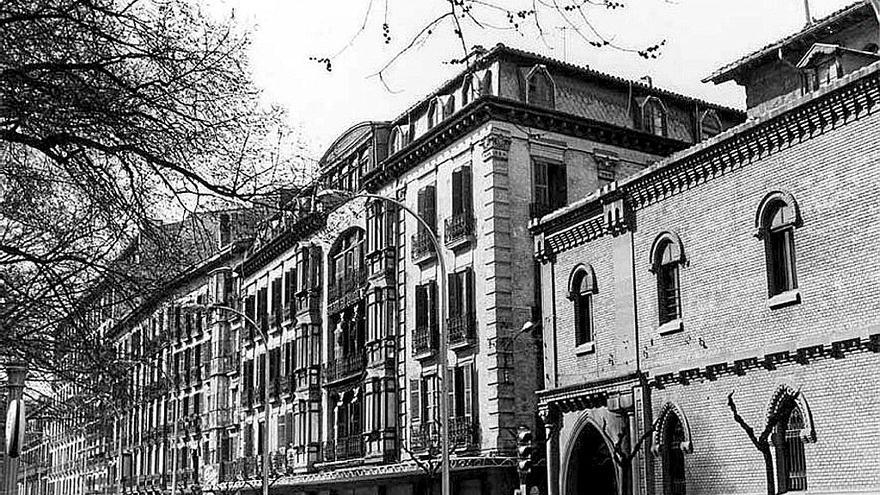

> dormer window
[427,100,439,129]
[462,74,475,106]
[642,97,668,137]
[443,95,455,119]
[526,65,555,109]
[699,110,722,141]
[803,57,841,93]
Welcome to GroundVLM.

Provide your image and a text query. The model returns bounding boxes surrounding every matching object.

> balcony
[328,268,368,312]
[294,366,321,394]
[410,422,439,452]
[323,353,366,385]
[411,230,436,264]
[323,435,365,462]
[444,213,475,249]
[447,312,476,349]
[413,325,438,359]
[449,416,479,450]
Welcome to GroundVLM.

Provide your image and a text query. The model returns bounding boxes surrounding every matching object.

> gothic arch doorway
[564,421,617,495]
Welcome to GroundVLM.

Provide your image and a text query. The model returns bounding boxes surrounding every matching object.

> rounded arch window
[651,232,684,325]
[756,192,801,297]
[568,265,596,346]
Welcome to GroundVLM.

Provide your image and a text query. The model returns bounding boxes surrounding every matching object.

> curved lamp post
[185,287,269,495]
[317,189,451,495]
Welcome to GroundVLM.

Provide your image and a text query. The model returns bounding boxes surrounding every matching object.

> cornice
[364,96,689,192]
[240,213,327,279]
[533,61,880,258]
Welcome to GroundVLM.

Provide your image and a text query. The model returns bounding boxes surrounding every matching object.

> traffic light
[517,425,535,476]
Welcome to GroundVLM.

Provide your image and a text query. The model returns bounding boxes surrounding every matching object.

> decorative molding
[482,130,512,161]
[651,401,694,456]
[767,384,817,444]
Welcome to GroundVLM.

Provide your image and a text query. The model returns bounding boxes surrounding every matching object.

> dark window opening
[655,240,682,325]
[764,202,797,297]
[777,405,807,492]
[664,414,686,495]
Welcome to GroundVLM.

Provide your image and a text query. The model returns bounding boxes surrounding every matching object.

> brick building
[220,44,740,495]
[532,3,880,495]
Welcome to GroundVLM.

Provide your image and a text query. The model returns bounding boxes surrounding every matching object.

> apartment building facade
[219,44,742,495]
[532,3,880,495]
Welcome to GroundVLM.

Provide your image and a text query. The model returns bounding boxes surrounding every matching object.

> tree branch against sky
[0,0,314,396]
[310,0,671,91]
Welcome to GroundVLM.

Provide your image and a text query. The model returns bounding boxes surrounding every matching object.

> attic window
[642,97,668,137]
[803,57,841,93]
[526,65,555,109]
[700,110,722,141]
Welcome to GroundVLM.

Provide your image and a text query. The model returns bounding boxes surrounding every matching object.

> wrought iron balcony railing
[411,230,436,262]
[323,352,366,384]
[323,434,365,462]
[447,312,476,348]
[448,416,479,449]
[413,324,438,358]
[444,213,475,247]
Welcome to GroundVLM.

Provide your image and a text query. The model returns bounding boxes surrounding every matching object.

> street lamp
[184,281,269,495]
[317,189,451,495]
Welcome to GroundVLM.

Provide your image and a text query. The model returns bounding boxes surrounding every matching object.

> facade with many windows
[220,44,740,495]
[533,3,880,495]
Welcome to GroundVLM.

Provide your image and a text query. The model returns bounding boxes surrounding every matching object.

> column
[539,405,559,495]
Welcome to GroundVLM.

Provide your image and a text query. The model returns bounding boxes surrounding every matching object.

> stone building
[220,44,741,495]
[532,3,880,495]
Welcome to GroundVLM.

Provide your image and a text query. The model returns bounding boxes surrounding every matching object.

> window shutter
[286,412,294,445]
[428,282,438,334]
[452,169,463,216]
[415,285,426,328]
[425,185,437,231]
[417,188,426,220]
[461,166,473,215]
[278,416,286,449]
[410,379,421,423]
[448,272,459,317]
[533,161,549,206]
[309,247,322,290]
[447,367,455,420]
[465,269,476,317]
[463,363,474,420]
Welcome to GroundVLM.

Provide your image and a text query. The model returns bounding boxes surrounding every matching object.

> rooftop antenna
[803,0,813,26]
[556,26,569,62]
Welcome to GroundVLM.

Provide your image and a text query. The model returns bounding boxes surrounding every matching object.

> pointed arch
[652,402,694,456]
[699,109,723,140]
[767,384,816,443]
[526,64,556,109]
[641,96,668,137]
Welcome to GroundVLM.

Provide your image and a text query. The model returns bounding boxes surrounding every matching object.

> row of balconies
[413,313,476,358]
[411,213,475,262]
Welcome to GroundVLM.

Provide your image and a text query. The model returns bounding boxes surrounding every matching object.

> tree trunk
[761,447,776,495]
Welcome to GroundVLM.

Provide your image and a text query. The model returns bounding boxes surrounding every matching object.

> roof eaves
[704,1,871,84]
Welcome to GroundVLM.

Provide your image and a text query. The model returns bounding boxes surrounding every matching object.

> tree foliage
[0,0,311,395]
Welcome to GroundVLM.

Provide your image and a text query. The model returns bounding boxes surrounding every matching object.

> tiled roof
[388,42,743,127]
[535,58,880,232]
[704,1,873,83]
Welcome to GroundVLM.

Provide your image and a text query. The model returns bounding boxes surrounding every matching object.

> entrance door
[565,423,617,495]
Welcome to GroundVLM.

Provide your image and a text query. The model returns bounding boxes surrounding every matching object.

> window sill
[768,289,801,310]
[658,319,683,336]
[575,342,595,356]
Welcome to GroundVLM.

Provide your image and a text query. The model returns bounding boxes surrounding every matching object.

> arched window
[480,70,493,97]
[462,74,474,106]
[443,95,455,119]
[756,192,800,297]
[651,233,684,325]
[427,100,439,129]
[664,413,687,495]
[389,127,402,154]
[569,265,596,346]
[643,97,668,137]
[526,66,555,108]
[700,110,722,140]
[776,405,808,492]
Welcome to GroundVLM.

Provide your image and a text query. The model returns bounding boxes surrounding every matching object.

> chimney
[803,0,813,26]
[639,75,653,88]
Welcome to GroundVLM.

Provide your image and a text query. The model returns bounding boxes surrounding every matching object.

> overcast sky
[207,0,858,153]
